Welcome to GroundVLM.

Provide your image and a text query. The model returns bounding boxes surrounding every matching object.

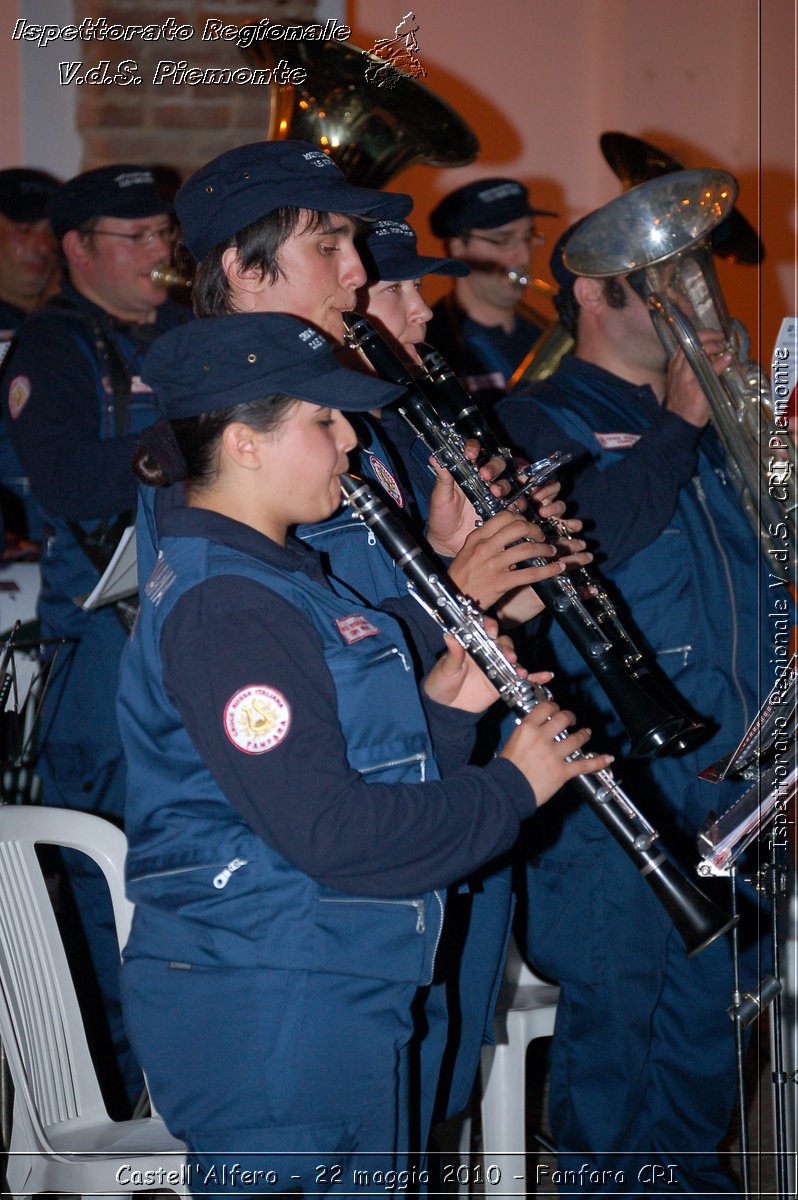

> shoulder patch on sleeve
[224,685,291,754]
[7,375,31,420]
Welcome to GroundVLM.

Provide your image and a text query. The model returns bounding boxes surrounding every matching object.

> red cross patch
[335,614,381,644]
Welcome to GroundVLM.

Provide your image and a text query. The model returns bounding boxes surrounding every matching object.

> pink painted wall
[0,0,793,358]
[351,0,796,363]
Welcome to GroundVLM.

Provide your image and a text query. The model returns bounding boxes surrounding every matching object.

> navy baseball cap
[176,141,413,261]
[359,219,469,281]
[142,312,406,420]
[430,178,557,239]
[0,169,60,223]
[48,165,169,239]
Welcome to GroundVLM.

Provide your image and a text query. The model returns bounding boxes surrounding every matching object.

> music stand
[697,660,797,1200]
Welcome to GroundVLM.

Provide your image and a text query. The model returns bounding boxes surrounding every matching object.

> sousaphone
[242,37,479,186]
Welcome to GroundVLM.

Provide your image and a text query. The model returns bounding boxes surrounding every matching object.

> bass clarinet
[340,473,735,957]
[343,313,702,759]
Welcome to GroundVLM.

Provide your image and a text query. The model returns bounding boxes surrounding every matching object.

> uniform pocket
[525,857,608,985]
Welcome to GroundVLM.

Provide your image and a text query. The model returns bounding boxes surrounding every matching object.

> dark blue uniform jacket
[120,505,536,983]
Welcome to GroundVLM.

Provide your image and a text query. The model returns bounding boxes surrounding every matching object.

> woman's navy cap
[359,220,469,282]
[176,141,413,261]
[142,313,406,420]
[430,178,557,239]
[0,169,60,223]
[48,165,169,239]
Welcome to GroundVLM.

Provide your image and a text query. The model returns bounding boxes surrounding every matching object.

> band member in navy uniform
[140,142,562,636]
[427,178,556,410]
[134,143,582,1151]
[0,167,59,539]
[349,217,588,1132]
[4,165,186,1104]
[119,311,610,1196]
[496,222,772,1194]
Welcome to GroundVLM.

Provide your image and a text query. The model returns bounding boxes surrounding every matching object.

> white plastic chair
[0,805,188,1198]
[459,934,559,1196]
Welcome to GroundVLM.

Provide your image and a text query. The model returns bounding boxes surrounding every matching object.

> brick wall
[75,0,324,180]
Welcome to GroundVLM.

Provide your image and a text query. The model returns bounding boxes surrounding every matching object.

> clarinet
[340,473,735,957]
[343,313,701,759]
[416,340,699,684]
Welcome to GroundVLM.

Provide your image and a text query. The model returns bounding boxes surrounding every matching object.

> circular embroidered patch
[7,375,31,420]
[223,685,291,755]
[368,454,404,508]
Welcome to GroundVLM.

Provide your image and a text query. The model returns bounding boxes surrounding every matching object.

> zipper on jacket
[213,857,249,890]
[130,861,221,883]
[659,644,694,669]
[364,645,411,672]
[318,895,427,931]
[427,890,446,979]
[129,857,249,886]
[359,751,427,780]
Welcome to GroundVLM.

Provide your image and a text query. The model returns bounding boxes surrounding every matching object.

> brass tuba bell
[241,37,479,187]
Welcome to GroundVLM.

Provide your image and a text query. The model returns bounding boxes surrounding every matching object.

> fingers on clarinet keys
[500,706,614,808]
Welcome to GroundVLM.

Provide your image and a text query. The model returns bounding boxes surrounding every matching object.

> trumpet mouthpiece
[151,265,191,289]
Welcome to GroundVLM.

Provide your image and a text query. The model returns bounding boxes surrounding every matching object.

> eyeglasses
[84,224,178,248]
[465,229,546,249]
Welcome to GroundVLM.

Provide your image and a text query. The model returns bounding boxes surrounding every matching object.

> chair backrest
[503,932,553,989]
[0,806,133,1133]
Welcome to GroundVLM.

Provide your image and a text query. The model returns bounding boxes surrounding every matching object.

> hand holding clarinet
[422,616,612,809]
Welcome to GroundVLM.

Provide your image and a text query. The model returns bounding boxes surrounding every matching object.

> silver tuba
[564,168,796,586]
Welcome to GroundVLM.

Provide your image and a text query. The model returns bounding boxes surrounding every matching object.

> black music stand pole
[727,868,752,1199]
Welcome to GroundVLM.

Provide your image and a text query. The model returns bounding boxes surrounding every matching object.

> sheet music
[75,525,138,610]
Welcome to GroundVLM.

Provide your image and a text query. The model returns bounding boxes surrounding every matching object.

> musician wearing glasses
[345,217,595,1136]
[495,220,770,1195]
[2,165,188,1108]
[426,178,556,410]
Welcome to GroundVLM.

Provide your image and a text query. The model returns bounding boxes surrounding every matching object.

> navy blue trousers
[526,842,764,1196]
[421,865,515,1130]
[122,957,420,1199]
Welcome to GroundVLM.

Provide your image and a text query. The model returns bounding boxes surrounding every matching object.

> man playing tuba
[495,218,773,1196]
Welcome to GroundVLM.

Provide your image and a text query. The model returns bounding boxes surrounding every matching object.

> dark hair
[190,209,365,318]
[554,274,628,337]
[134,395,297,489]
[57,214,102,275]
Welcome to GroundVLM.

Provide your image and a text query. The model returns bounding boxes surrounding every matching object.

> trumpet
[344,312,702,758]
[340,473,736,957]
